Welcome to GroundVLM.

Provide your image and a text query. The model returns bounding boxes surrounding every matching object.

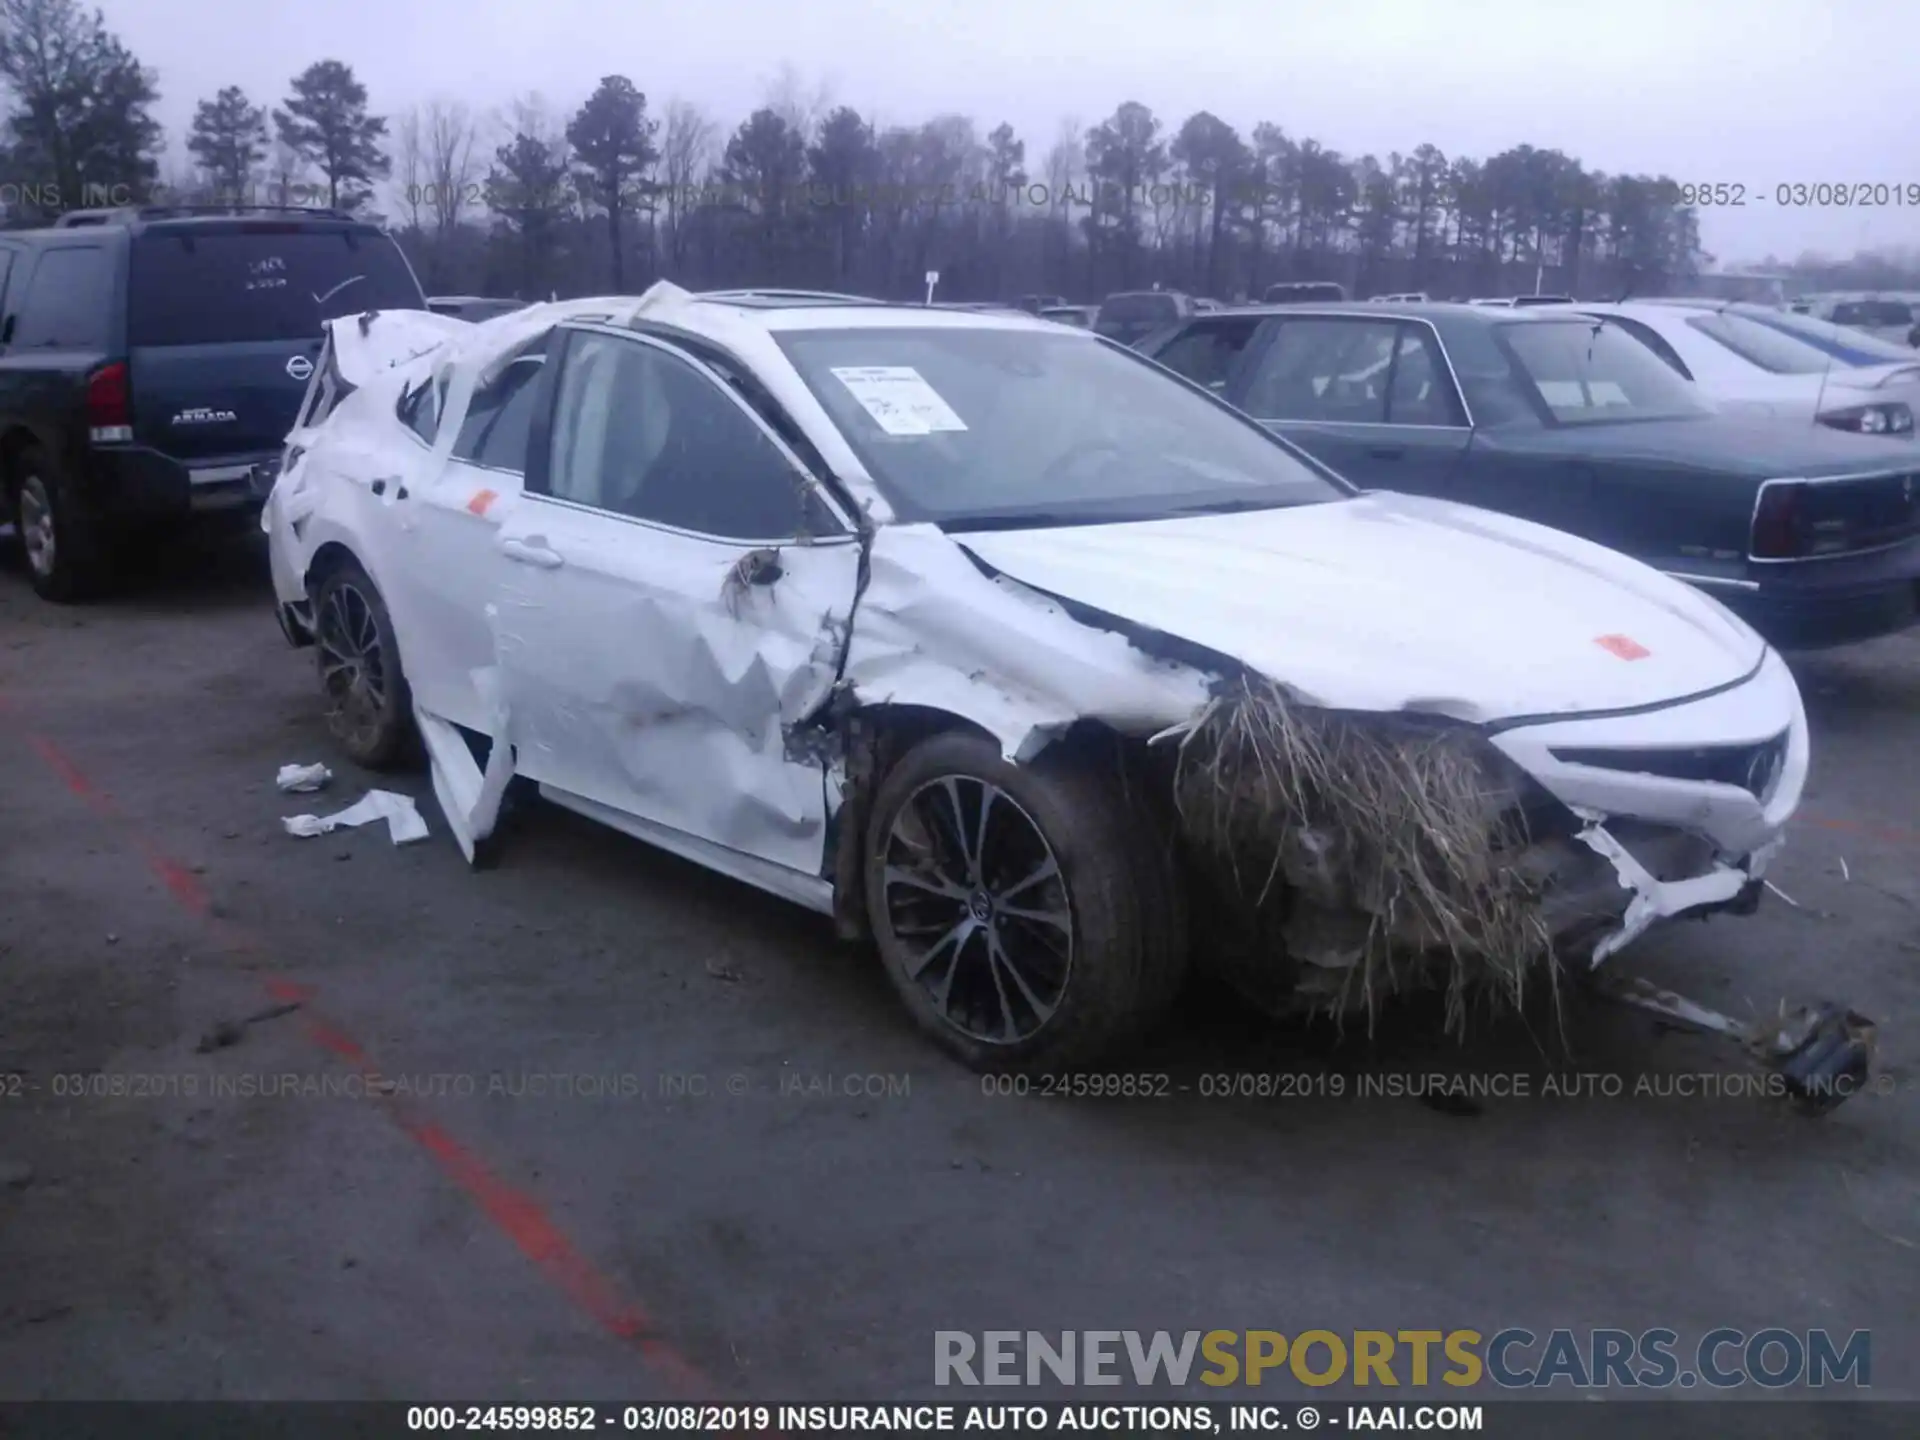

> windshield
[1683,311,1845,375]
[129,227,425,346]
[1497,318,1713,424]
[1736,307,1919,362]
[774,326,1347,526]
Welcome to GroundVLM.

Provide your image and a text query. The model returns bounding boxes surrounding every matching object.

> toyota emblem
[286,354,314,381]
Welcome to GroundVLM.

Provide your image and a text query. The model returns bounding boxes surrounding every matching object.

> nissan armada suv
[0,205,427,601]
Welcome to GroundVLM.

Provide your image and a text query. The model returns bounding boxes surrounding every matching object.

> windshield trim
[772,325,1355,528]
[1491,316,1714,427]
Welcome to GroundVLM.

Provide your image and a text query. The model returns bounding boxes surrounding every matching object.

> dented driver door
[489,324,861,883]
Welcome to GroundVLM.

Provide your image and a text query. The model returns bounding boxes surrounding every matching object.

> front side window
[13,247,112,349]
[542,330,808,540]
[774,325,1346,527]
[1239,319,1399,422]
[1498,319,1712,425]
[451,335,552,472]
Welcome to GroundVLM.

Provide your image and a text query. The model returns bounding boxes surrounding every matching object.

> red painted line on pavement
[6,703,713,1394]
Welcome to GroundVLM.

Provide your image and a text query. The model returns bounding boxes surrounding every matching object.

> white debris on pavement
[282,790,430,845]
[275,762,334,794]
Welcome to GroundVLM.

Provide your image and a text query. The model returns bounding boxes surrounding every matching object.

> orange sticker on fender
[1595,634,1651,660]
[467,488,499,517]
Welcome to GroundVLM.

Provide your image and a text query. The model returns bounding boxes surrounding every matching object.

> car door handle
[499,536,564,569]
[1366,445,1406,460]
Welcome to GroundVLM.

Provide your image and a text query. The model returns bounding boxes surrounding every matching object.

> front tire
[311,560,416,770]
[863,730,1188,1071]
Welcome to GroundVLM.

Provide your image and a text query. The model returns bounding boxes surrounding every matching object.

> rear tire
[9,445,113,602]
[863,729,1188,1072]
[310,559,417,770]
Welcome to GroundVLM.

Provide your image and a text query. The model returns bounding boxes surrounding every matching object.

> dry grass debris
[1165,675,1556,1035]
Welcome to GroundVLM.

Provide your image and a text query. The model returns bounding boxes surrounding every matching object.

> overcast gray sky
[110,0,1915,265]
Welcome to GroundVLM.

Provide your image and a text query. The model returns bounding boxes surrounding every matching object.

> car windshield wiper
[1162,495,1306,517]
[939,509,1157,532]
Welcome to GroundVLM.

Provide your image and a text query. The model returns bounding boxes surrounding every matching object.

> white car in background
[1568,301,1920,436]
[259,284,1842,1089]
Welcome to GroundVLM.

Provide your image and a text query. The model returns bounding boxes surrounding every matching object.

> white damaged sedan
[265,283,1845,1081]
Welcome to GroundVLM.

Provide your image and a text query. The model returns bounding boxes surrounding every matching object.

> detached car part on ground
[1137,301,1920,651]
[262,285,1872,1107]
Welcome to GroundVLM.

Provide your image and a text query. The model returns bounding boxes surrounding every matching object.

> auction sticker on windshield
[831,366,968,435]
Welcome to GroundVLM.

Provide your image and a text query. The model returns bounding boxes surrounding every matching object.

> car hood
[953,491,1767,725]
[1527,414,1920,475]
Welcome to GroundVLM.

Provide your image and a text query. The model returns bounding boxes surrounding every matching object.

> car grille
[1549,731,1790,800]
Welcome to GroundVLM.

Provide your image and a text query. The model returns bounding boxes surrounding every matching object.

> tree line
[3,0,1914,305]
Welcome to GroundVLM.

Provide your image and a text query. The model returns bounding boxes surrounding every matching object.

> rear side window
[12,247,113,349]
[128,228,425,347]
[452,338,553,472]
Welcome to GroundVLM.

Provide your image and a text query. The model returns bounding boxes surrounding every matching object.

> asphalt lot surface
[1,532,1917,1402]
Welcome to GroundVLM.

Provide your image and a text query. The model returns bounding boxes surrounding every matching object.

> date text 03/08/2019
[1679,182,1920,207]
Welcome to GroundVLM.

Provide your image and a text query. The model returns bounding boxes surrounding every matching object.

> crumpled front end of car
[1123,649,1805,1034]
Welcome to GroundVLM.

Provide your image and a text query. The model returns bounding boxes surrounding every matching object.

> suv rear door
[127,220,426,464]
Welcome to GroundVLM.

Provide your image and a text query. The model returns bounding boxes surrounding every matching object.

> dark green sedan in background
[1137,301,1920,649]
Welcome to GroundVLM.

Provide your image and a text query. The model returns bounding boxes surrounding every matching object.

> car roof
[25,205,380,236]
[1192,299,1589,328]
[740,300,1069,334]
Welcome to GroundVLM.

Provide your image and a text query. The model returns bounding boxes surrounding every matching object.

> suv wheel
[10,446,110,602]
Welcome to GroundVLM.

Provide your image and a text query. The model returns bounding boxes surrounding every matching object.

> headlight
[1817,400,1915,435]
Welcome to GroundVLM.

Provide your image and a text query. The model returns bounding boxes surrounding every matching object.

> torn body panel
[489,504,863,877]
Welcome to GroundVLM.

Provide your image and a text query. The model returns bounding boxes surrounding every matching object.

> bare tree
[660,98,716,270]
[267,136,308,206]
[394,105,426,230]
[425,98,481,236]
[762,63,832,147]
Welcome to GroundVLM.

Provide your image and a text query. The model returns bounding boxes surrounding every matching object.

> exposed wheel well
[0,426,39,501]
[826,703,1168,942]
[303,540,364,599]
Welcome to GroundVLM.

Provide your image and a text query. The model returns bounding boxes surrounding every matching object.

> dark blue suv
[0,205,426,600]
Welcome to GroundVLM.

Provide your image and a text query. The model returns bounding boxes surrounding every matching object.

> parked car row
[1135,298,1920,649]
